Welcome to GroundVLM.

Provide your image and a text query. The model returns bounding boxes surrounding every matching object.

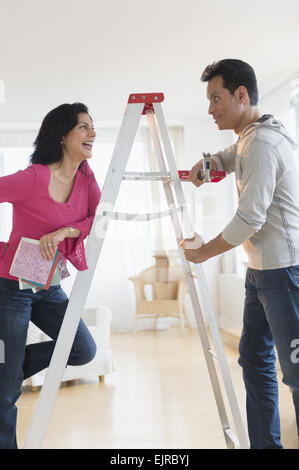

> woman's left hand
[40,228,68,261]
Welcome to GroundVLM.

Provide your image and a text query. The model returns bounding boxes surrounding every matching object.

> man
[181,59,299,449]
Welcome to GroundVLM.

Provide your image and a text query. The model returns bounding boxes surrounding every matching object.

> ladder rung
[224,427,240,449]
[208,348,218,359]
[103,206,184,221]
[123,171,171,181]
[187,272,197,279]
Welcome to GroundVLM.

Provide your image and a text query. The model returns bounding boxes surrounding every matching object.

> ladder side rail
[193,264,248,448]
[181,269,235,448]
[153,102,249,449]
[24,221,105,449]
[145,110,183,241]
[145,110,236,449]
[24,102,144,449]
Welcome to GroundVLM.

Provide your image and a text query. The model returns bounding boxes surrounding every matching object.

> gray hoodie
[212,115,299,270]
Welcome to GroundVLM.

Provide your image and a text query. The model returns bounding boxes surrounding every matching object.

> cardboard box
[153,281,178,300]
[154,251,169,281]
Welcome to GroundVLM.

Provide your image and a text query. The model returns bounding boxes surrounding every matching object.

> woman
[0,102,101,449]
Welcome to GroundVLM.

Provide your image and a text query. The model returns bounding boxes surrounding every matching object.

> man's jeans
[239,267,299,449]
[0,277,97,449]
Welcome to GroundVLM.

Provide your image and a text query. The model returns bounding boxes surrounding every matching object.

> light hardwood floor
[17,327,299,449]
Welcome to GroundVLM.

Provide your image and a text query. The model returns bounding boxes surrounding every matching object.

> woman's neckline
[46,164,79,205]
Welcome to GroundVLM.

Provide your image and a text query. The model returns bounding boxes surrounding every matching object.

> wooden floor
[17,326,299,449]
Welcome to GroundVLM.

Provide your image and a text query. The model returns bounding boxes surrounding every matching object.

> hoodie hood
[241,114,297,151]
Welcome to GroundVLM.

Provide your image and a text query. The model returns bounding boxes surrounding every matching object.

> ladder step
[103,206,184,221]
[123,171,171,181]
[208,348,218,359]
[123,171,195,182]
[224,427,240,449]
[187,272,197,279]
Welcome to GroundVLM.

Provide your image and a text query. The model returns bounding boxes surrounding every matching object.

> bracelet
[67,226,75,237]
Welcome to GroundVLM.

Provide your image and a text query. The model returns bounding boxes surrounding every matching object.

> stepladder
[24,92,249,449]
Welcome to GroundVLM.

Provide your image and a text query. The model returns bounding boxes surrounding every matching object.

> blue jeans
[0,277,97,449]
[239,267,299,449]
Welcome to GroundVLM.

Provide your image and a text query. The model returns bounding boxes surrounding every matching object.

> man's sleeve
[222,140,278,246]
[211,142,238,173]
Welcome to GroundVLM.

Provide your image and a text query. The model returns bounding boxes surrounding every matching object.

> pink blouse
[0,161,101,281]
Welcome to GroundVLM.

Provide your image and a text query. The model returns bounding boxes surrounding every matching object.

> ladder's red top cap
[128,93,164,104]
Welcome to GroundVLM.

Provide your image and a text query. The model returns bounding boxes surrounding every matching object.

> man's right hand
[189,159,217,187]
[189,160,204,187]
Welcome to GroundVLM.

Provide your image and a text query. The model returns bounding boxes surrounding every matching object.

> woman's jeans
[0,277,97,449]
[239,267,299,449]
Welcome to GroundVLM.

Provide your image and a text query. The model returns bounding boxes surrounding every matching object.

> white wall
[259,69,299,141]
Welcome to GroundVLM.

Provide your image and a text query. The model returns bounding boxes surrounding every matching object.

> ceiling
[1,0,299,125]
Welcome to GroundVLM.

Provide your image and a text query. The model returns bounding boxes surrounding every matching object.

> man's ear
[236,85,248,104]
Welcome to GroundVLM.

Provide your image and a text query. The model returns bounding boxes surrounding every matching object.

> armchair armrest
[129,276,146,300]
[96,305,112,350]
[82,305,112,327]
[82,305,98,326]
[95,305,112,327]
[178,277,187,308]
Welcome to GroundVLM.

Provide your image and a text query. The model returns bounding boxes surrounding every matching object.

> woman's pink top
[0,161,101,281]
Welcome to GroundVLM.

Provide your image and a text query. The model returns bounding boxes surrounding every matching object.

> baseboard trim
[219,327,241,350]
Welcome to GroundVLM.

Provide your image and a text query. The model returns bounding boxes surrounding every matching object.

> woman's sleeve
[66,174,101,238]
[0,166,36,203]
[58,174,101,270]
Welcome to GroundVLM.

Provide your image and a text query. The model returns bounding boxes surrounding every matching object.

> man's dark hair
[201,59,258,106]
[29,102,92,173]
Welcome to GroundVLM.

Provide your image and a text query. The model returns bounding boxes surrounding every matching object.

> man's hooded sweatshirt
[212,115,299,270]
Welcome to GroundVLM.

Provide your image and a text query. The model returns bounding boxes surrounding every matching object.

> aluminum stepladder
[24,92,249,450]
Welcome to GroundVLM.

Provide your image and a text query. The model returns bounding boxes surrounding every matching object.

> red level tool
[178,169,226,182]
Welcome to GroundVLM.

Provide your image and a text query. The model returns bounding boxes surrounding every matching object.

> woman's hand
[40,227,69,261]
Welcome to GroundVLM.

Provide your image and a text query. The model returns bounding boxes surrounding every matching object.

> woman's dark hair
[29,102,92,172]
[201,59,259,106]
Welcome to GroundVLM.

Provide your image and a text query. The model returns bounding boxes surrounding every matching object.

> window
[0,146,32,173]
[0,147,33,241]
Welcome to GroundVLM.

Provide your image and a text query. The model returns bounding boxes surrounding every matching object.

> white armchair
[23,305,115,390]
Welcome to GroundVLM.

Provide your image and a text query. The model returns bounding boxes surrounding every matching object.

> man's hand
[180,233,235,264]
[189,158,217,187]
[179,233,206,263]
[180,240,209,264]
